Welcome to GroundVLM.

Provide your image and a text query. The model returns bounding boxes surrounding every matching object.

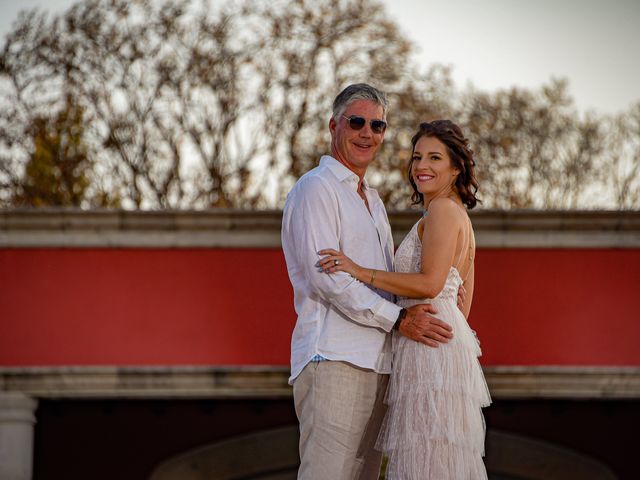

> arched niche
[149,427,617,480]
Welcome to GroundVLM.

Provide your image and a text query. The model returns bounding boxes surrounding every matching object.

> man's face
[329,99,386,177]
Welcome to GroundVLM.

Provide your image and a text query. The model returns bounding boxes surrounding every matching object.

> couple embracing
[281,83,491,480]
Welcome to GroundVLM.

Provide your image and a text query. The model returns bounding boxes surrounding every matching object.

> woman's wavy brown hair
[408,120,480,209]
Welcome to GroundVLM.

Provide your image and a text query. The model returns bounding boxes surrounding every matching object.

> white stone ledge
[0,366,292,400]
[0,209,639,248]
[1,366,638,400]
[484,366,640,399]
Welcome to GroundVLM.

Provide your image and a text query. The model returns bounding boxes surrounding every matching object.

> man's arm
[282,175,400,331]
[283,176,452,345]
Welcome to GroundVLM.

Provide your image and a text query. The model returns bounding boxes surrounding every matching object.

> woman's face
[411,135,459,201]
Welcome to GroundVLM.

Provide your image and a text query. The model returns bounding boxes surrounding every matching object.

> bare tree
[1,0,638,210]
[606,103,640,209]
[1,0,263,208]
[240,0,424,206]
[0,0,426,209]
[452,79,608,209]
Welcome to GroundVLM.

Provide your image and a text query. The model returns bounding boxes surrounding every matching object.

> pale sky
[2,0,639,114]
[383,0,640,114]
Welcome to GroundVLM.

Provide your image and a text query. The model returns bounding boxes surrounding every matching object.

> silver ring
[334,260,340,266]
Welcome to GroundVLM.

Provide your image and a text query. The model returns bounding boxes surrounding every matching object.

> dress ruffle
[383,439,489,480]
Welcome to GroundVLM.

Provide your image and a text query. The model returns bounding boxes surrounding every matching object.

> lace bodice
[394,220,462,306]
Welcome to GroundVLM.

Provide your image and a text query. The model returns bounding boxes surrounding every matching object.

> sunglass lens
[371,120,387,133]
[348,116,366,130]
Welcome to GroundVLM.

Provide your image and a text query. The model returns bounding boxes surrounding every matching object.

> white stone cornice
[484,366,640,399]
[463,209,640,248]
[0,366,293,399]
[0,209,284,248]
[0,209,639,248]
[1,366,639,400]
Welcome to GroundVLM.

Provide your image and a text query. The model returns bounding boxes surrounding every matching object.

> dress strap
[453,207,474,282]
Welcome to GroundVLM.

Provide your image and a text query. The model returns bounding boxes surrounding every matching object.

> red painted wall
[472,249,639,365]
[1,248,638,366]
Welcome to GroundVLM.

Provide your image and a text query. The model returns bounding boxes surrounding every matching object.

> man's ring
[334,260,340,266]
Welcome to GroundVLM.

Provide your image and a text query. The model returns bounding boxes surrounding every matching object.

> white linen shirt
[282,155,402,384]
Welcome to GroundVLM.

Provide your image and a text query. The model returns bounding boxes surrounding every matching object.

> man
[281,83,454,479]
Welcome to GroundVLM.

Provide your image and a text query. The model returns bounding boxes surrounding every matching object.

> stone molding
[0,366,292,399]
[1,209,639,248]
[0,392,38,480]
[1,366,638,400]
[0,392,37,424]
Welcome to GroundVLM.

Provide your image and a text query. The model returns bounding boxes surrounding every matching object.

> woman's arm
[318,199,462,299]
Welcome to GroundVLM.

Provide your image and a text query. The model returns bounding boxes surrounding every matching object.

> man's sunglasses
[342,115,387,134]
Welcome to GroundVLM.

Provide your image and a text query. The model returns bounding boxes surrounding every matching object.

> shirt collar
[320,155,370,189]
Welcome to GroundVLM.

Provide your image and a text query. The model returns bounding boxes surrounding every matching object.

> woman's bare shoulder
[426,198,465,226]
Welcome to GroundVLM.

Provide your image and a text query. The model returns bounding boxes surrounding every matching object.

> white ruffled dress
[376,219,491,479]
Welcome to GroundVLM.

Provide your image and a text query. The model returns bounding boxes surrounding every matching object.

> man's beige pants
[293,360,389,480]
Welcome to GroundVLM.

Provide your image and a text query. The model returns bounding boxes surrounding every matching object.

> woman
[318,120,491,479]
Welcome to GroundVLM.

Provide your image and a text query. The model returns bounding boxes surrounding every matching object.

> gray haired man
[281,83,453,479]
